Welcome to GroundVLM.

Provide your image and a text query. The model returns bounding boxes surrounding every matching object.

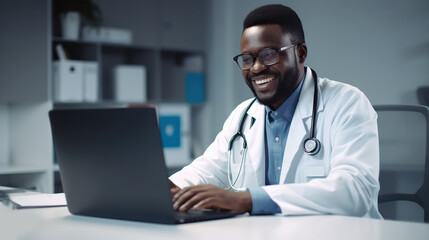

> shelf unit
[52,38,204,103]
[0,0,207,193]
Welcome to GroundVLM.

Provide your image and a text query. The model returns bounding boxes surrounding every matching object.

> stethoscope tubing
[303,69,322,155]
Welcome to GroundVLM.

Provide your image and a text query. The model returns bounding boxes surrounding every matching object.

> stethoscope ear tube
[228,132,247,151]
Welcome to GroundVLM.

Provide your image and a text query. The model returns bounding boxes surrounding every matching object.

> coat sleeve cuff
[248,187,281,215]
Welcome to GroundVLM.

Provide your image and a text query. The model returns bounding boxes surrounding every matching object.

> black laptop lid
[49,107,176,224]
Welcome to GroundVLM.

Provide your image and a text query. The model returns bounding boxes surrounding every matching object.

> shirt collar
[265,72,306,122]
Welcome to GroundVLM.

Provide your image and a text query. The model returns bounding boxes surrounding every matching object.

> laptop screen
[49,107,177,223]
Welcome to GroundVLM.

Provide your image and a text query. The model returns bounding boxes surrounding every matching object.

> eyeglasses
[233,45,296,70]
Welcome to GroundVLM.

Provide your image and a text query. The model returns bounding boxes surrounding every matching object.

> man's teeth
[254,77,274,85]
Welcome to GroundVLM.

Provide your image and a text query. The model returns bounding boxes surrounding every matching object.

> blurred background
[0,0,428,222]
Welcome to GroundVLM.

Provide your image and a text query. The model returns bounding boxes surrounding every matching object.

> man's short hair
[243,4,305,45]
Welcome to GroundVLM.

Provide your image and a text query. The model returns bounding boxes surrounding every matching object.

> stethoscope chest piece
[303,137,321,155]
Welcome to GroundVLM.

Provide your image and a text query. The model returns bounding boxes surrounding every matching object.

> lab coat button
[275,137,280,142]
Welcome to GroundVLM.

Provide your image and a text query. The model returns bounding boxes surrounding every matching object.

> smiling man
[169,4,382,218]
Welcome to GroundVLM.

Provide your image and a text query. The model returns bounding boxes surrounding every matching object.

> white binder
[113,65,147,102]
[53,60,83,102]
[53,60,99,102]
[82,62,98,102]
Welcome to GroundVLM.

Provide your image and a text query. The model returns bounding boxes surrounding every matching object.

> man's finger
[174,187,209,211]
[180,190,217,211]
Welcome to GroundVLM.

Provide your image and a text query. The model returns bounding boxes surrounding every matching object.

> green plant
[55,0,103,27]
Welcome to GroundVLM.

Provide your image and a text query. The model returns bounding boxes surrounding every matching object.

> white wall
[0,105,9,166]
[204,0,429,145]
[298,0,429,105]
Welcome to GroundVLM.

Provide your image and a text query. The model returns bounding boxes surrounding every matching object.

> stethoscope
[227,68,321,191]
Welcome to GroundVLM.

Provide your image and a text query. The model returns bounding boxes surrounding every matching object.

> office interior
[0,0,428,223]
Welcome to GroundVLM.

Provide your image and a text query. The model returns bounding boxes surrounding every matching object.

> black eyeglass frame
[233,44,296,70]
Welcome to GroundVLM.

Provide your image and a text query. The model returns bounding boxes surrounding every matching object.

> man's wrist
[248,187,281,215]
[237,191,252,213]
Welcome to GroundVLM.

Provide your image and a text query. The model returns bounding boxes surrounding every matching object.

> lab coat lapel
[244,101,266,186]
[279,67,324,183]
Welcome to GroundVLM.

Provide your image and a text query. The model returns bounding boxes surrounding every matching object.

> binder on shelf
[159,116,181,148]
[82,62,99,102]
[185,72,205,103]
[113,65,147,102]
[157,104,191,167]
[184,55,205,103]
[53,60,99,103]
[53,60,83,102]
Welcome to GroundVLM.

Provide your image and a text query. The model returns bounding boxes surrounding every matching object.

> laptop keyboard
[175,209,239,223]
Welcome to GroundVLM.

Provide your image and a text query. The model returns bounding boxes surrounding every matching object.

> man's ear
[297,44,307,63]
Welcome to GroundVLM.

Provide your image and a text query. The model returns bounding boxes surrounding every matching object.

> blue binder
[185,72,205,103]
[159,115,181,148]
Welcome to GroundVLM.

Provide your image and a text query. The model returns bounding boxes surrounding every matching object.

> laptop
[49,107,240,224]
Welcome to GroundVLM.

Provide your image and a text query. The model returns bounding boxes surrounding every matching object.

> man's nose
[250,58,267,73]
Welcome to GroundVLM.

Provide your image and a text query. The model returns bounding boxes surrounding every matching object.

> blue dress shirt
[249,74,305,215]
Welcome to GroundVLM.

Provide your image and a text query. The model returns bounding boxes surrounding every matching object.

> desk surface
[1,204,429,240]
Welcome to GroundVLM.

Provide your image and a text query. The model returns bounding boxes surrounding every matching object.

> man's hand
[169,180,181,195]
[172,184,252,213]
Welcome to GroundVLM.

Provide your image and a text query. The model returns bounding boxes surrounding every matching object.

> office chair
[375,105,429,223]
[417,87,429,106]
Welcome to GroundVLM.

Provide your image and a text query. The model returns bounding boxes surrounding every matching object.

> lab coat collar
[246,98,263,121]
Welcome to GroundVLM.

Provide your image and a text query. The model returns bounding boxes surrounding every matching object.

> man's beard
[246,65,300,107]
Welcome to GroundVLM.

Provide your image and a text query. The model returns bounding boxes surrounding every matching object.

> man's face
[240,24,303,110]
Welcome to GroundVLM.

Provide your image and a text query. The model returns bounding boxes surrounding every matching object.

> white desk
[1,204,429,240]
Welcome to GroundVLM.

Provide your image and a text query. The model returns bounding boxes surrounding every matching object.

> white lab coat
[170,67,382,218]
